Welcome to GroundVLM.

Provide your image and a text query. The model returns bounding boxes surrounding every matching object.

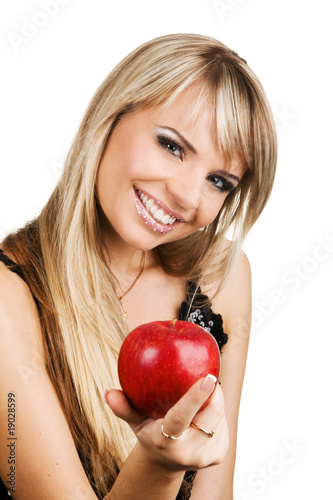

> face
[96,86,247,253]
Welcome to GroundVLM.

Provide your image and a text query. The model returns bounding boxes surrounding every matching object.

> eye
[157,134,185,160]
[207,174,235,193]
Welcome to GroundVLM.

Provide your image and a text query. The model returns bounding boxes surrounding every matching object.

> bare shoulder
[210,246,252,380]
[0,260,45,358]
[0,259,45,363]
[210,245,252,333]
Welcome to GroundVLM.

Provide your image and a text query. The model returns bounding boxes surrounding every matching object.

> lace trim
[178,281,228,351]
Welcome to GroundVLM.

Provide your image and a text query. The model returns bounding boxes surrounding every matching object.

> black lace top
[0,249,228,499]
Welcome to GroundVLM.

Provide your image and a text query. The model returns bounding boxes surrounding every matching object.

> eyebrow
[156,125,198,155]
[156,125,241,184]
[223,171,240,183]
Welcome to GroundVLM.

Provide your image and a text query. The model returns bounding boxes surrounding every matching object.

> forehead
[110,85,215,148]
[157,83,215,136]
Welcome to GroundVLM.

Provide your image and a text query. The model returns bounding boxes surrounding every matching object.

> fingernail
[103,389,109,403]
[200,374,217,393]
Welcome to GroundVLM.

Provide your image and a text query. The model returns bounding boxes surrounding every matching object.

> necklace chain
[116,251,146,320]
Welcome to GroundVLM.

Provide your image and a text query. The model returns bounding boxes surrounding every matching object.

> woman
[0,33,277,499]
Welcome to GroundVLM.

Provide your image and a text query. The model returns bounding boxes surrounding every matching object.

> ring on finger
[161,424,185,440]
[190,422,214,438]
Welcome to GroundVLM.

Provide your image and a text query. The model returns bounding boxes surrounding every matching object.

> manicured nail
[103,389,109,403]
[201,374,217,393]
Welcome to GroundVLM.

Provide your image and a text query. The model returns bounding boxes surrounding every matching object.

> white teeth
[154,209,164,222]
[139,192,148,204]
[137,189,178,225]
[161,214,171,224]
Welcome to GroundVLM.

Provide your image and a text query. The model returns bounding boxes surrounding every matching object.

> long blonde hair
[4,33,277,497]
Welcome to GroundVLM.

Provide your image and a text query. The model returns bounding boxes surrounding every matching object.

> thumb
[104,389,146,426]
[162,374,218,436]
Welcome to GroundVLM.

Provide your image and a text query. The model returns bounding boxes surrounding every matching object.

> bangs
[214,64,254,170]
[160,65,254,172]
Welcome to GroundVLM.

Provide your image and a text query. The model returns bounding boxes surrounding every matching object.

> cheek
[114,145,159,181]
[198,195,226,227]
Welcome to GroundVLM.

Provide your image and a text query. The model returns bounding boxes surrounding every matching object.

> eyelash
[157,134,235,194]
[157,134,186,160]
[206,174,235,193]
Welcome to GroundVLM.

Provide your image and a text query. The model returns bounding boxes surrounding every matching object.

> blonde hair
[4,33,277,497]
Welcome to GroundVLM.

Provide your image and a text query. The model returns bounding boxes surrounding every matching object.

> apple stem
[170,319,177,330]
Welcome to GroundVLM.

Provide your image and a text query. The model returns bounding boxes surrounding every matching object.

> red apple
[118,319,220,418]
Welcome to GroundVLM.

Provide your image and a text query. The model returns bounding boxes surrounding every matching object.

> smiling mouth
[134,188,183,234]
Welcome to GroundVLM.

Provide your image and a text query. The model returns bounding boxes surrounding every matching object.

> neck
[109,248,146,278]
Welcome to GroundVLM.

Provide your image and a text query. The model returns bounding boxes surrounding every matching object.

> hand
[104,374,229,471]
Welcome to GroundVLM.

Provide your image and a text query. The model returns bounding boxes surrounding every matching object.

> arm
[190,250,252,499]
[0,264,229,500]
[0,265,96,499]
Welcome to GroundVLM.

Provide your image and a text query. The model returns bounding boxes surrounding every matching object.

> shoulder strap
[0,249,26,282]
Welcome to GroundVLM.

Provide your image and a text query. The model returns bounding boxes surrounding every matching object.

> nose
[165,172,203,212]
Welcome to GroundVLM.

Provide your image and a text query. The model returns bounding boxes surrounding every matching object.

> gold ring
[161,424,185,440]
[190,422,214,438]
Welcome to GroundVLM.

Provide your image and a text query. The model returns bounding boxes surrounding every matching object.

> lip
[136,187,184,221]
[133,187,183,234]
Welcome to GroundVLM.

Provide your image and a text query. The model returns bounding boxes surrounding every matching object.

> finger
[190,385,225,437]
[162,374,217,437]
[104,389,146,426]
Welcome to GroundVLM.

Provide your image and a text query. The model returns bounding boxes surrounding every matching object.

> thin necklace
[116,251,146,320]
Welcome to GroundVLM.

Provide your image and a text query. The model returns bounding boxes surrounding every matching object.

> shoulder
[209,245,252,335]
[0,257,46,370]
[0,249,40,316]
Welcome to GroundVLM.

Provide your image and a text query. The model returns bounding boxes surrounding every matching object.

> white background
[0,1,332,498]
